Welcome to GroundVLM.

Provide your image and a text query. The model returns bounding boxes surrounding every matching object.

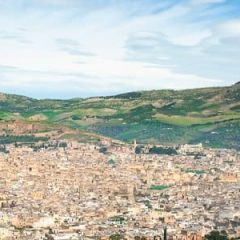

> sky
[0,0,239,99]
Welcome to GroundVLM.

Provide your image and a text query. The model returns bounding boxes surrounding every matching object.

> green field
[154,112,240,127]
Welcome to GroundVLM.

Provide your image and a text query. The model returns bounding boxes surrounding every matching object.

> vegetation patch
[108,216,125,224]
[148,146,177,155]
[107,159,116,165]
[182,169,206,175]
[0,135,49,144]
[149,185,169,190]
[0,84,240,150]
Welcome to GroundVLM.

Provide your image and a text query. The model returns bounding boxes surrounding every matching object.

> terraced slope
[0,82,239,149]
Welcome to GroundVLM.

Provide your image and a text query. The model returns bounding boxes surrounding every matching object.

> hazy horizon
[0,0,240,98]
[1,82,236,100]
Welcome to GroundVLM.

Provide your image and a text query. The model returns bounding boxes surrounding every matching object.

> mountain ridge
[0,83,239,150]
[0,82,238,101]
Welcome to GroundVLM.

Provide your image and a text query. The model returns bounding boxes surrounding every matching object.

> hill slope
[0,83,240,149]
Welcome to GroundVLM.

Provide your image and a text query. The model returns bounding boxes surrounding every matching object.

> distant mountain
[0,83,240,149]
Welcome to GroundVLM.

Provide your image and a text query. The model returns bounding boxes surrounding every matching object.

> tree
[109,233,123,240]
[135,145,144,154]
[44,233,54,240]
[205,231,228,240]
[99,147,108,154]
[134,237,141,240]
[59,142,67,148]
[148,146,177,155]
[134,237,147,240]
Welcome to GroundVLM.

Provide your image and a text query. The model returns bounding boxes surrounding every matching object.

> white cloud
[217,20,240,37]
[190,0,225,5]
[0,0,238,98]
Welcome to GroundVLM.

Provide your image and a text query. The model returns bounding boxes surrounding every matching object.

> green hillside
[0,82,240,150]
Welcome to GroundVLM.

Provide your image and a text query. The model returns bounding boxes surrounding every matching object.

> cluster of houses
[0,139,239,240]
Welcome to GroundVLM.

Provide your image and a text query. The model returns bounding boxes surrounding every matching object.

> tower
[133,139,137,149]
[167,161,172,169]
[78,184,85,200]
[147,169,153,186]
[128,184,136,204]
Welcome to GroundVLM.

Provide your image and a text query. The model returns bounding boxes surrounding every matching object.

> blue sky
[0,0,239,99]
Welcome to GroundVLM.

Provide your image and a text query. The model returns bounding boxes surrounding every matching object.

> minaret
[78,185,81,200]
[128,184,136,204]
[133,139,137,149]
[147,169,153,187]
[78,184,84,200]
[167,161,172,169]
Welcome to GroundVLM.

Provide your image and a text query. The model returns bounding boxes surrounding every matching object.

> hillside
[0,82,240,149]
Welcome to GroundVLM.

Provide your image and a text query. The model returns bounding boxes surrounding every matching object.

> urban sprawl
[0,138,240,240]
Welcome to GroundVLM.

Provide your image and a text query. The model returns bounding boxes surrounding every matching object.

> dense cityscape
[0,138,239,239]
